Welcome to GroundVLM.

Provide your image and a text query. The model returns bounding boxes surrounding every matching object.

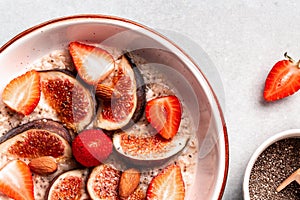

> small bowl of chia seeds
[243,129,300,200]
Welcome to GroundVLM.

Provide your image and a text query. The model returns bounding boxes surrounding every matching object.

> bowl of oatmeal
[0,15,228,199]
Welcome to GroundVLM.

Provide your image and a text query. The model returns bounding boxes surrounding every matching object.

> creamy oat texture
[0,46,198,199]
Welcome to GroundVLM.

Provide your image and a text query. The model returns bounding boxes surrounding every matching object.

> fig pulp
[87,164,121,199]
[39,70,96,133]
[46,169,90,200]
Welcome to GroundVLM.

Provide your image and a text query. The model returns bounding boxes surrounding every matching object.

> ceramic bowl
[243,129,300,200]
[0,15,228,199]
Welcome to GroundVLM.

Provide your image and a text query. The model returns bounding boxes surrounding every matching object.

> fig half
[87,164,121,199]
[39,70,96,133]
[0,126,71,161]
[123,53,146,129]
[113,131,189,167]
[46,169,90,200]
[0,118,72,144]
[94,54,146,131]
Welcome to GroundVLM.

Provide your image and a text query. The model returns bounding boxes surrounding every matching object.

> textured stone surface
[1,1,300,199]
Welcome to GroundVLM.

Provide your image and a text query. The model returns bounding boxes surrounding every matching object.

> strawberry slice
[145,95,182,139]
[0,160,34,200]
[264,53,300,101]
[2,70,41,115]
[69,41,115,85]
[146,164,185,200]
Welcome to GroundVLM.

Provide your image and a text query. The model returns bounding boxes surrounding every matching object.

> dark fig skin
[0,118,72,144]
[113,141,189,170]
[122,53,146,129]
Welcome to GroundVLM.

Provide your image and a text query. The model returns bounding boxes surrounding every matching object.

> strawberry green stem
[284,52,300,68]
[284,52,294,62]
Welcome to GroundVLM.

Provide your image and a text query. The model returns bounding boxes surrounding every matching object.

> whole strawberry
[264,53,300,101]
[72,129,113,167]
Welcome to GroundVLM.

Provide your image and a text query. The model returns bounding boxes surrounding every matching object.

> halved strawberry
[146,164,185,200]
[72,129,113,167]
[145,95,182,139]
[264,53,300,101]
[0,160,34,200]
[69,41,115,85]
[2,70,41,115]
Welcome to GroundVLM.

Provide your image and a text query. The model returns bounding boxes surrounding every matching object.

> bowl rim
[243,129,300,199]
[0,14,229,200]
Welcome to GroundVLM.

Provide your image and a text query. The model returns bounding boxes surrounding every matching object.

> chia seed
[249,138,300,200]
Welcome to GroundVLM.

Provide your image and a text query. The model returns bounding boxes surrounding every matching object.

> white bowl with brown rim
[0,15,228,200]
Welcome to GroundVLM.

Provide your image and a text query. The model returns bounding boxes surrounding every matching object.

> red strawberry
[2,70,40,115]
[146,164,185,200]
[72,129,113,167]
[69,41,115,85]
[145,95,182,139]
[0,160,34,200]
[264,53,300,101]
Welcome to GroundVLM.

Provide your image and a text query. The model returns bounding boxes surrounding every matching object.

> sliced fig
[0,128,71,161]
[39,70,96,133]
[46,169,90,200]
[87,164,121,199]
[0,118,72,144]
[94,54,146,131]
[123,53,146,128]
[113,131,189,167]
